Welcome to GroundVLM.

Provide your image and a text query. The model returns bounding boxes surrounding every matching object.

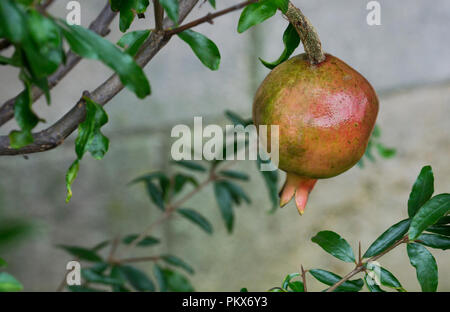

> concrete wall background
[0,0,449,291]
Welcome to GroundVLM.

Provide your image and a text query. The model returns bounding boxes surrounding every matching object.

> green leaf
[81,268,122,285]
[409,194,450,240]
[0,258,7,268]
[272,0,289,13]
[364,274,385,292]
[59,22,151,98]
[9,84,39,149]
[311,231,355,263]
[178,30,220,70]
[426,225,450,236]
[256,155,279,212]
[237,0,277,33]
[110,0,150,32]
[159,267,194,292]
[122,234,160,247]
[372,125,381,138]
[408,166,434,217]
[259,23,300,69]
[144,180,165,210]
[0,0,26,43]
[379,266,405,291]
[66,97,109,202]
[89,263,109,274]
[363,219,411,258]
[436,216,450,225]
[407,243,438,292]
[173,174,199,194]
[0,220,33,249]
[0,272,23,292]
[218,170,249,181]
[375,143,396,159]
[172,160,207,172]
[117,30,151,56]
[214,181,234,232]
[240,287,248,292]
[288,281,304,292]
[308,269,363,292]
[24,10,64,78]
[153,264,167,292]
[221,180,251,205]
[109,266,130,292]
[117,265,155,291]
[281,272,300,289]
[57,245,103,262]
[269,287,287,292]
[75,97,109,160]
[159,0,179,23]
[65,159,79,203]
[161,255,194,274]
[224,110,253,126]
[92,240,110,252]
[416,233,450,250]
[177,208,213,234]
[208,0,216,9]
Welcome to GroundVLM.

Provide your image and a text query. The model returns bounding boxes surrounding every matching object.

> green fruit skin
[253,53,379,179]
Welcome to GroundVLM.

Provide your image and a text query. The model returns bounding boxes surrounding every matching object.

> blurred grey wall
[0,0,449,291]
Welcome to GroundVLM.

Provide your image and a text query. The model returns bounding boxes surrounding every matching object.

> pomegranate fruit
[253,53,379,215]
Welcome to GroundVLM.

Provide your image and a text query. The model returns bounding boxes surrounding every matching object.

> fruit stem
[284,2,326,65]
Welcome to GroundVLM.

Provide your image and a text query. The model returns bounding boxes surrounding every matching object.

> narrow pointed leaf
[407,243,438,292]
[161,255,194,274]
[409,194,450,240]
[117,30,151,56]
[159,0,179,23]
[0,273,23,292]
[416,233,450,250]
[311,231,355,263]
[117,265,155,291]
[57,245,102,262]
[59,22,150,98]
[122,234,160,247]
[408,166,434,217]
[309,269,363,292]
[214,181,234,232]
[177,208,213,234]
[259,23,300,69]
[363,219,410,258]
[237,1,277,33]
[178,30,220,70]
[218,170,249,181]
[171,160,206,172]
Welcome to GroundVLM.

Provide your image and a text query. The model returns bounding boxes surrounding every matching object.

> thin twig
[119,160,237,258]
[326,235,409,292]
[121,171,217,255]
[301,265,308,292]
[166,0,257,36]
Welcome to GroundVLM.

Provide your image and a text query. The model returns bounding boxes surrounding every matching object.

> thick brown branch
[0,1,117,127]
[0,0,200,156]
[153,0,164,31]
